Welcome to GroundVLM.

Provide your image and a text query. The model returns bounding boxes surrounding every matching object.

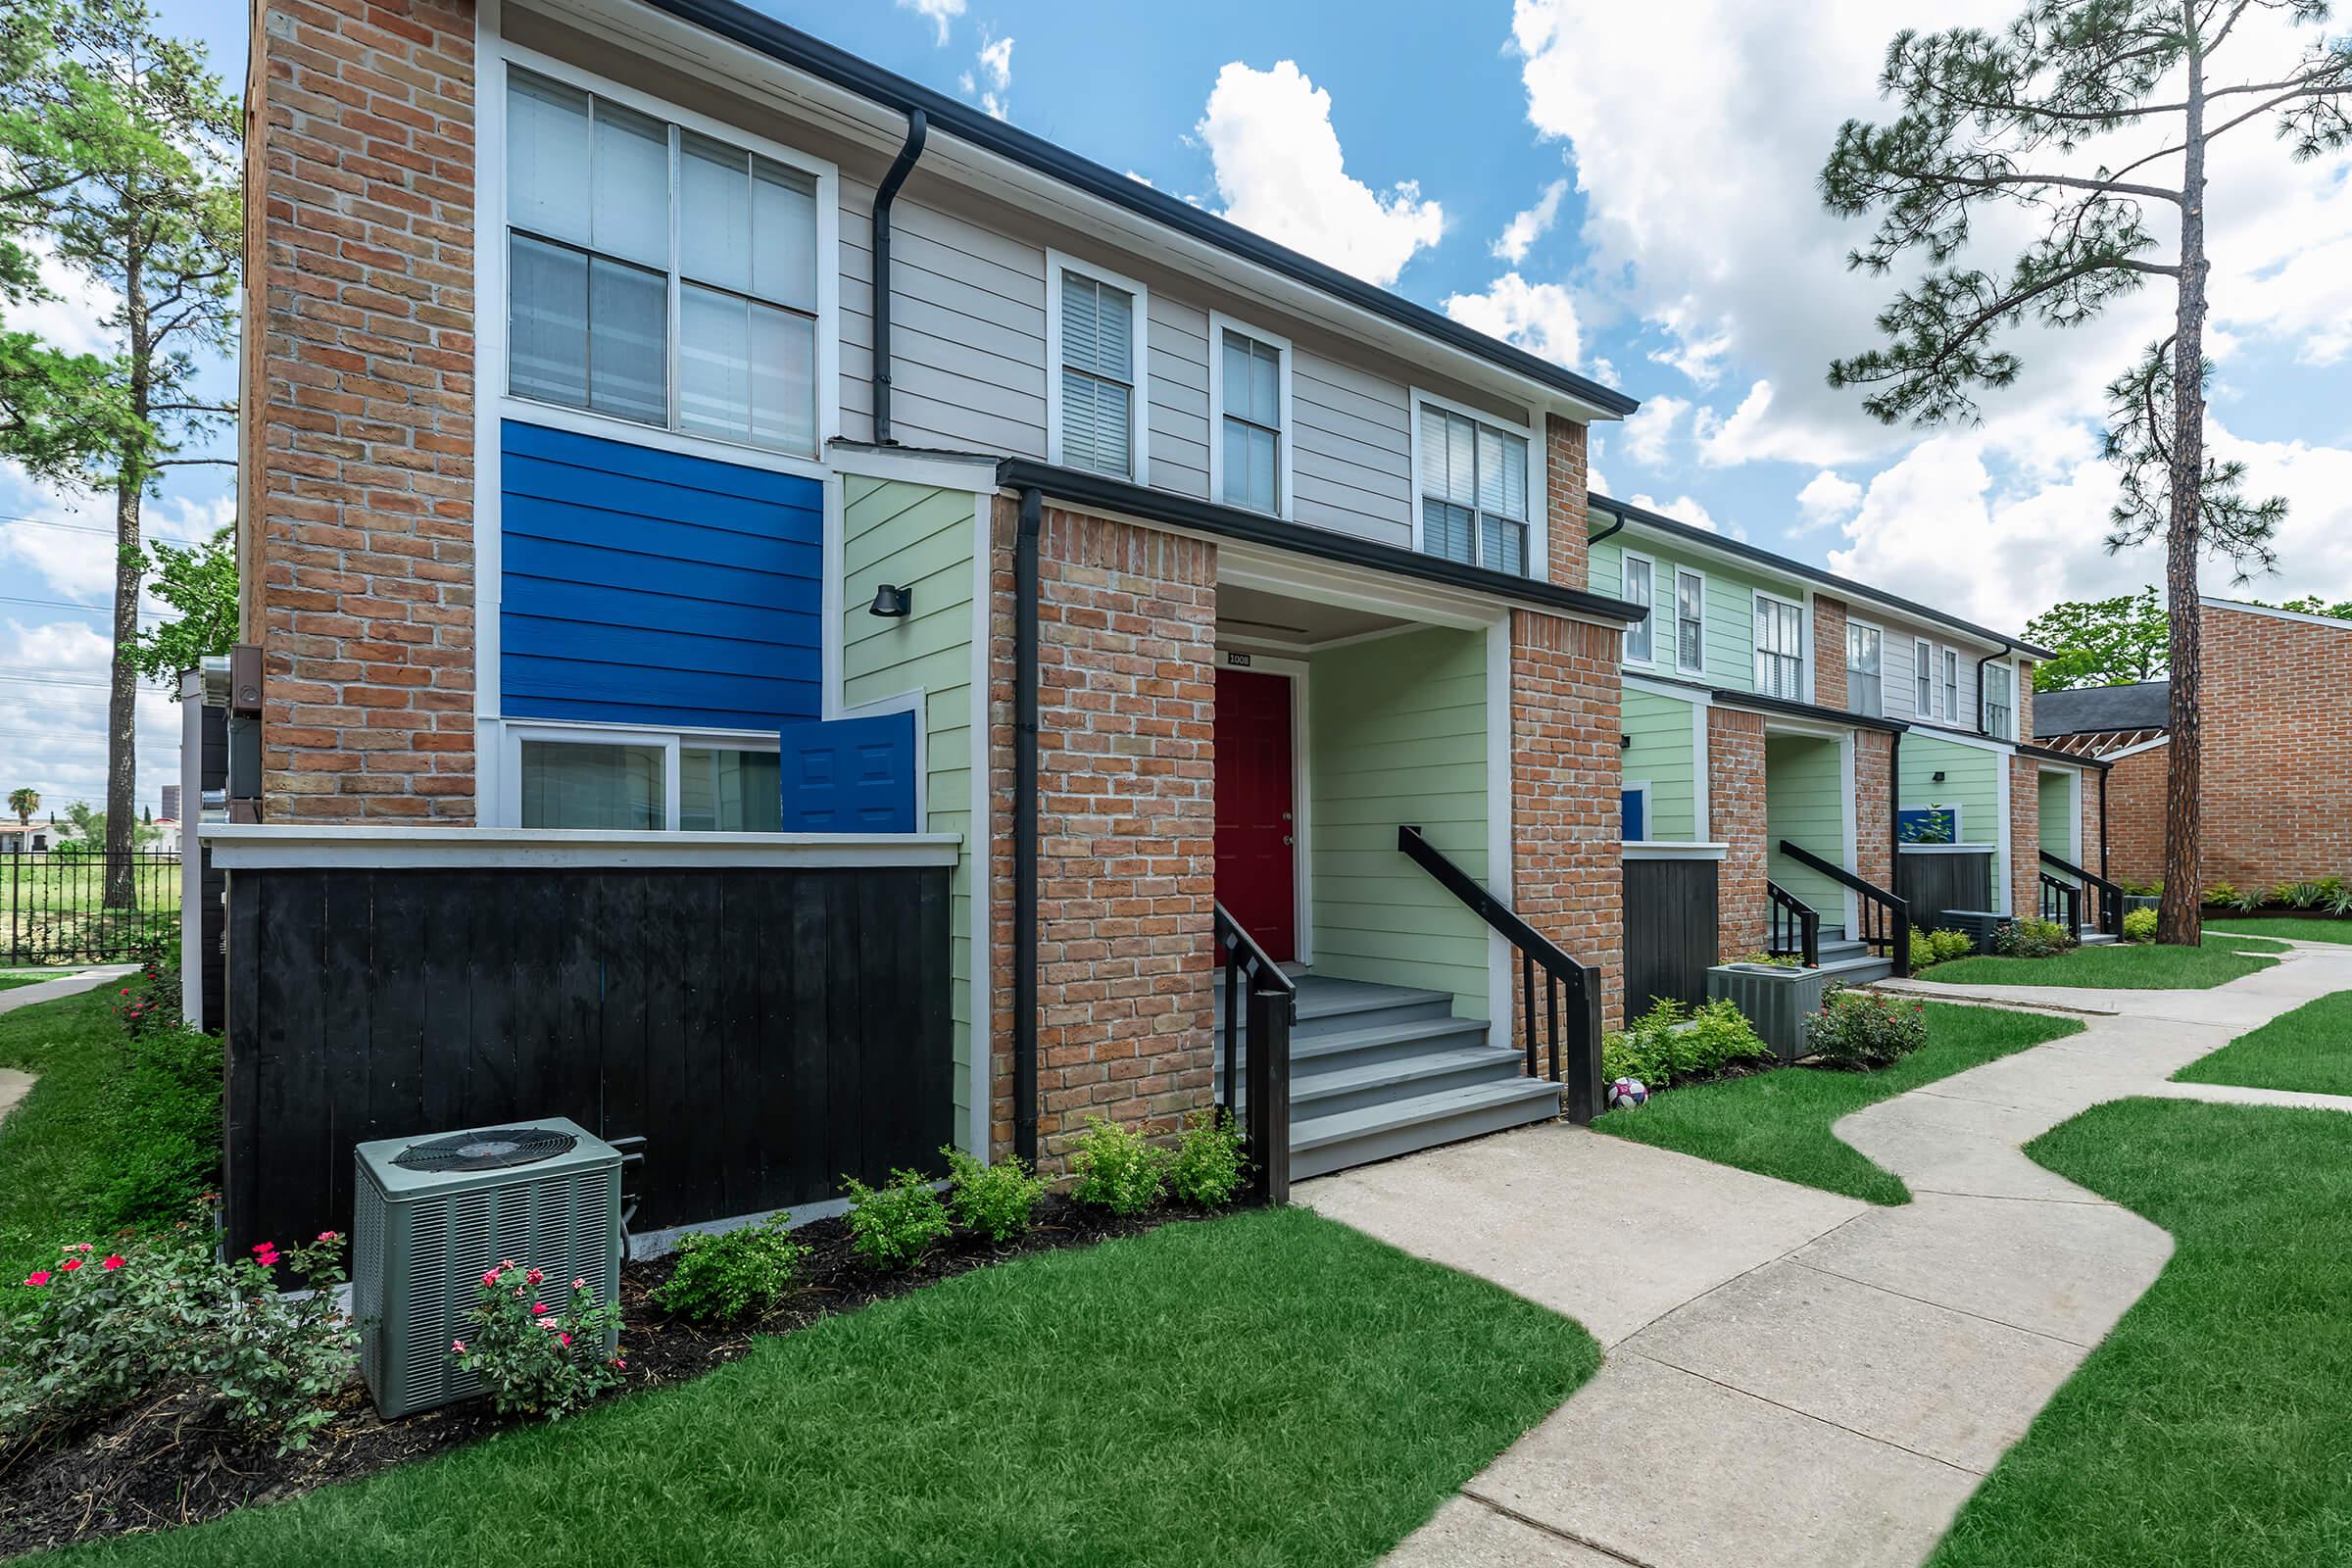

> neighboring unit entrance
[1213,666,1298,961]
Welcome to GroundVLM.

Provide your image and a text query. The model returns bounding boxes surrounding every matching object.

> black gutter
[997,459,1648,626]
[868,108,928,446]
[1591,492,2057,659]
[1709,687,1910,735]
[1012,486,1042,1167]
[636,0,1639,418]
[1587,510,1626,550]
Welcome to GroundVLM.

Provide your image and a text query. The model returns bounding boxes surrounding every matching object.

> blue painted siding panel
[777,710,917,832]
[501,420,825,730]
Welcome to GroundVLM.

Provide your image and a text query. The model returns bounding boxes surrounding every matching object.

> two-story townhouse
[216,0,1664,1248]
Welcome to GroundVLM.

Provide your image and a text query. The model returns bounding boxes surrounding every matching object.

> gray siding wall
[1292,351,1414,548]
[1149,295,1211,500]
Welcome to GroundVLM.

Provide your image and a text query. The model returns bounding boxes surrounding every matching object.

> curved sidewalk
[1302,939,2352,1568]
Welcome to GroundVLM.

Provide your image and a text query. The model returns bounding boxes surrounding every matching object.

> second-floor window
[1675,568,1706,674]
[1942,648,1961,722]
[505,69,823,457]
[1983,662,2015,739]
[1621,553,1655,664]
[1847,622,1883,717]
[1754,594,1805,700]
[1212,320,1288,514]
[1052,263,1145,479]
[1915,638,1936,716]
[1416,402,1530,575]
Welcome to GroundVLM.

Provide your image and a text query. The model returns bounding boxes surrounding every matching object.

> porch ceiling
[1216,583,1410,650]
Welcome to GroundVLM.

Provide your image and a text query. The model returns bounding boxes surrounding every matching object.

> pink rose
[60,1257,81,1272]
[102,1254,124,1271]
[318,1231,339,1243]
[481,1270,501,1288]
[451,1339,466,1354]
[558,1332,572,1348]
[537,1316,558,1330]
[525,1268,543,1286]
[532,1302,550,1315]
[571,1278,587,1291]
[24,1271,50,1288]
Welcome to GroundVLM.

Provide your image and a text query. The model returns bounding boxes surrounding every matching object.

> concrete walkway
[0,966,136,1124]
[1302,938,2352,1568]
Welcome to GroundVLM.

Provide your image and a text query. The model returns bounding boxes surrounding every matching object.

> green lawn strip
[0,973,59,991]
[56,1207,1599,1568]
[0,990,124,1286]
[2172,989,2352,1097]
[1920,933,2285,990]
[2206,916,2352,945]
[1592,1002,2082,1204]
[1929,1099,2352,1567]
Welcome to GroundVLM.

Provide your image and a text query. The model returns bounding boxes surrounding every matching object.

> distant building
[160,784,182,822]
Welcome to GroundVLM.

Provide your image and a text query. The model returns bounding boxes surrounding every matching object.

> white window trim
[1619,549,1658,667]
[1942,647,1962,724]
[1205,311,1295,520]
[1673,566,1708,677]
[1914,636,1936,718]
[1845,614,1885,716]
[1621,780,1651,843]
[487,42,842,473]
[497,717,785,831]
[1406,385,1546,580]
[1043,248,1151,484]
[1751,588,1807,699]
[1982,660,2017,740]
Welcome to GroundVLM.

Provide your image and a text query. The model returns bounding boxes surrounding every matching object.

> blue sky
[5,0,2348,812]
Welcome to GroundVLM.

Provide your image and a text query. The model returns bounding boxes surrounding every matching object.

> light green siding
[2038,769,2076,860]
[841,475,978,1150]
[1590,533,1793,694]
[1307,626,1492,1019]
[1766,733,1847,917]
[1897,733,1999,848]
[1623,688,1698,840]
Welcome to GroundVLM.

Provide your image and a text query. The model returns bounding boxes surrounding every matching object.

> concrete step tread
[1232,1043,1533,1106]
[1293,1075,1562,1153]
[1216,1014,1493,1073]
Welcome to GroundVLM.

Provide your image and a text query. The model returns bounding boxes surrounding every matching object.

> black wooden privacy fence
[2,850,181,966]
[223,861,953,1257]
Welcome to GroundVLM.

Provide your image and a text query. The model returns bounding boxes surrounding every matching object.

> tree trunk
[103,244,149,913]
[2156,41,2208,948]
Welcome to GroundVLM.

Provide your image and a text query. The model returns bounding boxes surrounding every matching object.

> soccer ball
[1606,1077,1649,1110]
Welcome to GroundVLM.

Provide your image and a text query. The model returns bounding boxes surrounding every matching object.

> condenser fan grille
[393,1127,578,1172]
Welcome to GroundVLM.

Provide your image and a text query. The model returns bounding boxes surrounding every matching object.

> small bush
[1601,997,1771,1093]
[841,1169,951,1270]
[651,1212,809,1323]
[941,1146,1046,1243]
[1994,918,2078,959]
[2329,887,2352,917]
[1068,1117,1169,1216]
[1805,986,1929,1069]
[2122,906,2159,943]
[111,949,183,1039]
[1168,1108,1247,1207]
[1928,928,1979,963]
[452,1261,624,1419]
[2202,881,2239,908]
[2227,886,2266,913]
[1733,952,1806,970]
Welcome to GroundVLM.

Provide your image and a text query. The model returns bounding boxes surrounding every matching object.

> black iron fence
[2,850,182,966]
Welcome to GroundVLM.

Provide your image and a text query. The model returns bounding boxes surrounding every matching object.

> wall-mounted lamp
[1620,734,1635,749]
[868,583,913,618]
[1931,769,1946,783]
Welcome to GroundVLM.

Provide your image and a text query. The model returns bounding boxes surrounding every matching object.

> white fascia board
[1622,841,1730,860]
[204,824,963,870]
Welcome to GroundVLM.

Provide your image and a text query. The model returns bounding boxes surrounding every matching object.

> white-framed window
[502,723,781,831]
[1206,313,1292,516]
[1045,251,1150,481]
[1897,803,1964,845]
[1983,661,2015,740]
[502,63,835,459]
[1942,648,1961,724]
[1753,592,1805,700]
[1411,390,1534,577]
[1915,637,1936,717]
[1846,619,1884,717]
[1621,551,1656,665]
[1620,782,1650,843]
[1674,567,1707,676]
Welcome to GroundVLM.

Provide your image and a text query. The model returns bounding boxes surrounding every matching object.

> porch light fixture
[1932,769,1946,783]
[1620,734,1634,749]
[868,583,913,618]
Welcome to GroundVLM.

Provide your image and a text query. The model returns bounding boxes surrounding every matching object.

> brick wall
[987,500,1218,1170]
[1812,597,1848,711]
[2196,604,2352,888]
[1509,612,1625,1029]
[1855,730,1892,891]
[1708,707,1769,957]
[1543,415,1592,592]
[2105,743,2169,889]
[2010,756,2041,919]
[244,0,479,821]
[2082,765,2107,880]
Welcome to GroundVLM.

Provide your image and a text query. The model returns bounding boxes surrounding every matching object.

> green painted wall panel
[1896,733,1999,848]
[2038,769,2076,859]
[841,474,977,1150]
[1621,688,1698,840]
[1591,535,1792,694]
[1766,733,1847,918]
[1307,626,1491,1018]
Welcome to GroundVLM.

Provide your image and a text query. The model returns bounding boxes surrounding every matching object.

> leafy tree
[0,0,239,906]
[6,788,36,828]
[2026,586,2172,688]
[128,525,235,687]
[2258,594,2352,619]
[1822,0,2350,945]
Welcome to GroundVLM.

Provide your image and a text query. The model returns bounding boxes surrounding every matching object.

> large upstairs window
[1048,254,1149,480]
[1846,621,1883,717]
[1210,317,1290,515]
[1753,593,1805,701]
[1414,398,1531,576]
[1983,662,2016,740]
[1621,552,1656,664]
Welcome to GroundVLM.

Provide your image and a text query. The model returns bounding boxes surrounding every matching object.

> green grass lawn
[1928,1099,2352,1566]
[0,972,58,991]
[1921,933,2286,990]
[2206,916,2352,945]
[1592,1002,2082,1204]
[2172,989,2352,1098]
[55,1206,1597,1568]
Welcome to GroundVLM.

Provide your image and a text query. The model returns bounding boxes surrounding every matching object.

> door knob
[1283,835,1294,846]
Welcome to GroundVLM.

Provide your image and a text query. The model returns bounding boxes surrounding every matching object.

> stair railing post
[1245,982,1292,1206]
[1562,969,1603,1125]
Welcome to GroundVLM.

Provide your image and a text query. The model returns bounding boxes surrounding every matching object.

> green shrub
[1995,918,2078,958]
[1733,952,1806,969]
[452,1260,624,1419]
[2329,887,2352,917]
[1068,1117,1169,1216]
[1805,986,1929,1069]
[1928,928,1979,963]
[2227,886,2266,913]
[2120,877,2163,898]
[841,1169,952,1271]
[2122,906,2160,943]
[1906,930,1936,972]
[110,949,183,1039]
[90,1026,220,1236]
[941,1146,1046,1243]
[651,1212,810,1323]
[1600,997,1770,1092]
[1167,1107,1247,1207]
[2202,881,2239,907]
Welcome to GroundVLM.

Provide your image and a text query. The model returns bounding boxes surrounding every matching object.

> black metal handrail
[1777,840,1913,977]
[1396,826,1603,1123]
[2039,849,2123,937]
[1766,881,1821,967]
[1212,900,1295,1204]
[2038,871,2083,937]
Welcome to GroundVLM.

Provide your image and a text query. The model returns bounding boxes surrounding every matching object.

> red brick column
[1709,707,1769,958]
[1543,415,1592,592]
[1812,597,1848,710]
[1510,612,1624,1028]
[2082,767,2107,879]
[988,501,1218,1170]
[244,0,479,821]
[2011,755,2041,919]
[1855,730,1893,892]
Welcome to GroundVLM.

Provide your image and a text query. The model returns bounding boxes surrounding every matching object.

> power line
[0,514,220,547]
[0,593,167,621]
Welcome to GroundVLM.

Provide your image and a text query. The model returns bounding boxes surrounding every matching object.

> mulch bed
[0,1195,1216,1558]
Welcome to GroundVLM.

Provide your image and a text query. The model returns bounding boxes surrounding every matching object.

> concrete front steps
[1815,925,1895,984]
[1211,973,1561,1180]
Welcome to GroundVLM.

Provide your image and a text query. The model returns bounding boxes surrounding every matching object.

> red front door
[1214,667,1298,962]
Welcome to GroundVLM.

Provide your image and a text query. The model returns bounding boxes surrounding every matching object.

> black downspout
[869,109,928,446]
[1013,486,1042,1167]
[1888,729,1903,892]
[1587,506,1626,550]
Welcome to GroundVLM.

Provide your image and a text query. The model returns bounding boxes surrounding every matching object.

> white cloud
[1196,60,1445,288]
[1616,393,1689,467]
[1492,177,1567,265]
[1691,380,1873,468]
[1441,272,1585,368]
[963,34,1013,120]
[895,0,964,47]
[1794,468,1863,532]
[1628,492,1739,540]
